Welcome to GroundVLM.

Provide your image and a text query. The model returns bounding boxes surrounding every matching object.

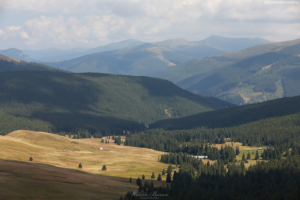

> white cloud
[0,0,299,49]
[0,29,5,35]
[20,31,29,39]
[8,26,21,31]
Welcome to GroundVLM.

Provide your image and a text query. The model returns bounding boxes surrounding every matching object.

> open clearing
[213,142,267,168]
[0,130,172,199]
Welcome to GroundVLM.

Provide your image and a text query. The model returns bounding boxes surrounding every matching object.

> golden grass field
[0,130,173,200]
[213,142,267,168]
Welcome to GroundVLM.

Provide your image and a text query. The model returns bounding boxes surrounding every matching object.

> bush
[102,165,107,170]
[29,157,33,161]
[78,163,82,168]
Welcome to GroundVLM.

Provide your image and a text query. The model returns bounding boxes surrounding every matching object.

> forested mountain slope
[0,59,62,72]
[0,71,232,136]
[150,95,300,130]
[178,40,300,104]
[151,38,300,85]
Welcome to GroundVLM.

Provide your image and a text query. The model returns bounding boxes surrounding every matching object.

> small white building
[194,156,208,159]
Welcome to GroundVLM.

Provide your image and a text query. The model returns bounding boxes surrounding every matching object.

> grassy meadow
[0,130,174,199]
[213,142,268,168]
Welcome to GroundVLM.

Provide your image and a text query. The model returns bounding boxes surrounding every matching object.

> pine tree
[151,172,155,179]
[162,169,165,175]
[242,153,246,161]
[136,177,142,187]
[166,172,171,183]
[101,139,104,143]
[29,157,33,161]
[167,164,172,175]
[255,151,259,160]
[236,146,240,155]
[157,173,162,181]
[78,163,82,168]
[247,152,251,159]
[151,180,154,188]
[142,174,145,180]
[102,165,107,170]
[129,177,132,182]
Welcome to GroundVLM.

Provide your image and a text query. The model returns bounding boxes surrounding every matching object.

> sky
[0,0,299,50]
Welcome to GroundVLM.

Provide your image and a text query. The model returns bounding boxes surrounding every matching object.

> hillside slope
[0,58,62,72]
[46,40,225,75]
[178,40,300,104]
[0,71,232,136]
[0,48,36,62]
[150,95,300,130]
[46,36,269,75]
[23,39,144,62]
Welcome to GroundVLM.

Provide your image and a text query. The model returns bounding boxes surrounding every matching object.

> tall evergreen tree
[78,163,82,168]
[255,151,259,160]
[142,174,145,180]
[166,172,171,183]
[236,146,240,155]
[102,165,107,170]
[157,173,162,181]
[129,177,132,182]
[162,169,166,175]
[247,152,251,159]
[242,153,246,161]
[151,172,155,179]
[136,178,142,187]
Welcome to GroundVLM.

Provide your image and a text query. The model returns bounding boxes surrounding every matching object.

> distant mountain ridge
[0,48,35,62]
[196,35,271,52]
[44,35,270,76]
[23,39,144,62]
[172,38,300,105]
[0,54,62,72]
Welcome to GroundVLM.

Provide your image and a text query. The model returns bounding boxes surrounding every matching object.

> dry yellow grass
[0,130,171,179]
[0,130,174,199]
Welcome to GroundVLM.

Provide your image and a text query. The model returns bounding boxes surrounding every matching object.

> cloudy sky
[0,0,299,50]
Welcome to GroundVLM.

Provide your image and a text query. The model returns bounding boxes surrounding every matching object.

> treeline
[120,155,300,200]
[0,59,60,72]
[125,112,300,151]
[150,95,300,131]
[160,145,236,165]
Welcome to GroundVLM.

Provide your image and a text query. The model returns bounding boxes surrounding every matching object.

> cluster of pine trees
[120,155,300,200]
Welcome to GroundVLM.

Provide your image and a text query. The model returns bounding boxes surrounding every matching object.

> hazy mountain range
[3,35,300,106]
[171,38,300,105]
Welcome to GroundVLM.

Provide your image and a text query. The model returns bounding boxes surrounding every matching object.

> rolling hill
[0,130,171,200]
[196,35,271,52]
[0,48,36,62]
[0,70,233,136]
[151,38,299,84]
[177,39,300,104]
[150,94,300,130]
[46,40,225,75]
[45,36,269,75]
[0,57,63,72]
[23,39,144,62]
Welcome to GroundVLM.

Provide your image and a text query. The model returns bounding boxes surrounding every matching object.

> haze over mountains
[2,35,300,106]
[44,35,270,75]
[172,38,300,105]
[0,59,233,136]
